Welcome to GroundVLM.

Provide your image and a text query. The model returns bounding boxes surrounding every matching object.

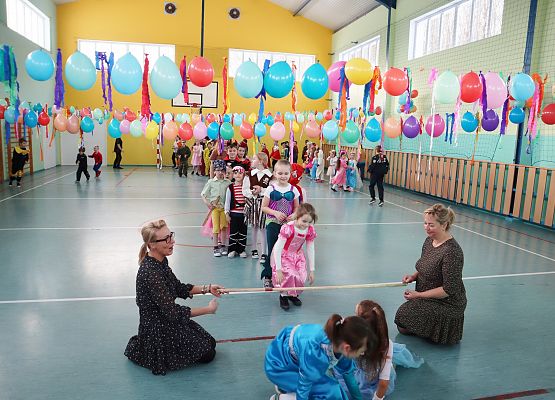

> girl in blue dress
[265,314,376,400]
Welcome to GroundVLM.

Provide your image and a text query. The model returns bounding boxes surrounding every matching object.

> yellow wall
[57,0,332,165]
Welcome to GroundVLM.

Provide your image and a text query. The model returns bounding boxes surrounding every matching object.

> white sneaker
[239,251,248,258]
[227,251,237,258]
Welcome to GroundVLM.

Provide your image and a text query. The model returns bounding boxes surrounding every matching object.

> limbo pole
[223,281,407,294]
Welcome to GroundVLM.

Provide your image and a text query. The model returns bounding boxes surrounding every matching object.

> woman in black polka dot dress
[125,220,227,375]
[394,204,466,345]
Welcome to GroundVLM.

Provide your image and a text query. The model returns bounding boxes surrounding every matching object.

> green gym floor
[0,166,554,400]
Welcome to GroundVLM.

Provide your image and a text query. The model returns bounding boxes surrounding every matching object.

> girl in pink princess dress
[271,203,317,311]
[331,151,348,192]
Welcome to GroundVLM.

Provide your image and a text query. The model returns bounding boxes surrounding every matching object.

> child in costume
[225,166,248,258]
[9,138,29,187]
[237,143,251,171]
[88,146,103,178]
[260,160,300,289]
[271,203,317,310]
[368,145,390,207]
[75,147,90,183]
[201,160,232,257]
[265,314,374,400]
[336,300,424,400]
[203,141,213,176]
[242,152,272,261]
[177,140,191,178]
[331,151,348,192]
[310,145,319,180]
[315,146,325,182]
[289,163,306,203]
[346,151,362,191]
[191,140,203,176]
[327,150,338,185]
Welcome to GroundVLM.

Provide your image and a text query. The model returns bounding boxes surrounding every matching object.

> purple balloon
[425,114,445,137]
[402,115,420,138]
[481,109,499,132]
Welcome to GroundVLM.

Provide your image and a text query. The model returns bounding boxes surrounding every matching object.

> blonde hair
[138,219,167,265]
[424,204,455,231]
[256,152,269,168]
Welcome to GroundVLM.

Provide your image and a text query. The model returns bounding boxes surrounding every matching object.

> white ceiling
[52,0,77,3]
[268,0,382,32]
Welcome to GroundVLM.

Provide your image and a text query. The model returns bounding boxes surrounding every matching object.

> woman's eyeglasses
[153,232,175,244]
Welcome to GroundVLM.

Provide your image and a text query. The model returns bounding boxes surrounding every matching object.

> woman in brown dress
[125,220,227,375]
[394,204,466,344]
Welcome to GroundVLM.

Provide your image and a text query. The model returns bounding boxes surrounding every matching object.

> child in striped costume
[225,166,248,258]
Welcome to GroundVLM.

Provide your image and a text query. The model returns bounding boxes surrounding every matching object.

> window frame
[338,35,380,67]
[6,0,51,51]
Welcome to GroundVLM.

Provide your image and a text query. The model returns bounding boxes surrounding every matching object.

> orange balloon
[163,121,178,140]
[67,115,80,134]
[384,117,402,138]
[383,68,408,96]
[240,121,253,139]
[305,121,320,138]
[54,113,68,131]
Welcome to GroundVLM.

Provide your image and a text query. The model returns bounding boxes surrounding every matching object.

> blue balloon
[509,107,525,124]
[207,122,219,140]
[285,112,294,121]
[4,106,16,124]
[47,107,52,117]
[334,111,341,120]
[25,50,55,81]
[365,118,382,142]
[24,111,38,128]
[266,115,274,126]
[152,112,161,124]
[322,120,339,141]
[150,56,181,100]
[461,111,479,133]
[315,112,323,122]
[510,73,535,102]
[234,61,263,98]
[223,114,232,123]
[301,63,328,100]
[33,103,43,113]
[398,92,409,105]
[108,119,122,138]
[112,53,142,95]
[254,122,266,137]
[233,114,243,127]
[261,117,268,124]
[65,51,96,90]
[264,61,294,98]
[80,116,94,133]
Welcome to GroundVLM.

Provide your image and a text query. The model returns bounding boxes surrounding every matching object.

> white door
[61,122,107,166]
[40,126,57,169]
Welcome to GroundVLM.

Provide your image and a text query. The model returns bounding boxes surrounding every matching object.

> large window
[408,0,504,60]
[339,35,380,66]
[228,48,315,81]
[6,0,51,50]
[77,39,175,70]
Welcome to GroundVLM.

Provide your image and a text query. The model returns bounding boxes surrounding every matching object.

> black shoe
[288,296,302,307]
[378,201,384,207]
[279,296,290,310]
[251,250,259,259]
[368,198,376,205]
[263,277,273,289]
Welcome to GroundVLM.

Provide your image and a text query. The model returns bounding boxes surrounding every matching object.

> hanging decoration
[291,62,298,113]
[54,49,64,108]
[179,55,189,104]
[222,56,230,114]
[96,51,114,111]
[2,45,21,143]
[141,54,151,118]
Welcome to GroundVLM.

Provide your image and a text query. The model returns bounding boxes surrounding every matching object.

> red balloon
[541,103,555,125]
[38,111,50,126]
[375,106,382,116]
[178,122,194,140]
[188,56,214,87]
[460,71,483,103]
[323,110,333,120]
[383,68,408,96]
[411,89,418,98]
[125,111,137,121]
[206,113,216,123]
[274,113,283,123]
[0,105,5,119]
[240,121,253,139]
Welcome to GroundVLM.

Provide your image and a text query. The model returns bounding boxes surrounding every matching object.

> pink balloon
[484,72,508,109]
[81,108,92,117]
[163,121,178,140]
[191,113,201,125]
[67,115,80,134]
[425,114,445,137]
[119,119,131,135]
[305,121,320,138]
[193,122,207,139]
[54,113,68,131]
[113,110,124,121]
[384,117,402,138]
[327,61,352,93]
[141,117,148,133]
[125,110,137,121]
[269,121,286,141]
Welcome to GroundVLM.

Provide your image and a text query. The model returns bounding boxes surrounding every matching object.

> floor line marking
[472,388,551,400]
[115,167,138,187]
[0,172,74,204]
[1,271,554,304]
[0,169,63,196]
[10,196,370,200]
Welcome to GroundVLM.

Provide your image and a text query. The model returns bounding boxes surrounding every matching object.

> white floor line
[12,197,369,200]
[0,172,74,204]
[2,270,554,304]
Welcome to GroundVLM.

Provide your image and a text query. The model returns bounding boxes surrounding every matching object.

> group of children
[75,146,103,183]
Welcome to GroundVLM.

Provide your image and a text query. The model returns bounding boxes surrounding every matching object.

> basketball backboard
[172,81,219,108]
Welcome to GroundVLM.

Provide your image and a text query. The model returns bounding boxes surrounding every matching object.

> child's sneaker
[368,198,376,205]
[263,277,273,289]
[8,181,12,186]
[288,296,302,307]
[378,201,384,207]
[260,254,267,264]
[227,251,237,258]
[16,183,21,188]
[251,249,259,259]
[279,296,289,310]
[220,246,228,256]
[239,251,248,258]
[213,247,221,257]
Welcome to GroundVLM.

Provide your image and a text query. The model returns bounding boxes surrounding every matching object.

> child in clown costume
[289,163,307,203]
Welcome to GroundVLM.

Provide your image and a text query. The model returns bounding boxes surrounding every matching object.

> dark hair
[79,147,85,152]
[324,314,374,354]
[356,300,390,380]
[296,203,318,223]
[19,138,27,144]
[228,142,238,149]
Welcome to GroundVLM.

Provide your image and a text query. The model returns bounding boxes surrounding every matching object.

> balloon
[296,113,305,124]
[207,122,220,140]
[365,118,382,142]
[264,61,294,98]
[345,58,372,85]
[284,112,294,121]
[234,61,263,98]
[69,106,75,114]
[163,121,178,140]
[322,120,339,141]
[33,103,43,113]
[541,103,555,125]
[266,115,274,126]
[383,68,408,96]
[65,51,96,90]
[484,72,507,109]
[411,89,419,98]
[145,121,159,140]
[233,114,243,127]
[150,56,181,99]
[206,113,216,123]
[24,111,38,128]
[163,112,173,122]
[461,111,479,132]
[270,121,286,141]
[67,115,80,134]
[402,115,420,138]
[108,118,121,138]
[38,111,50,126]
[433,70,460,104]
[274,113,283,123]
[125,110,137,121]
[292,121,300,134]
[119,119,130,135]
[240,121,253,139]
[327,61,351,93]
[509,107,526,124]
[182,113,191,123]
[254,122,266,137]
[223,114,231,123]
[510,73,535,102]
[111,53,142,95]
[152,112,162,124]
[315,112,323,122]
[301,63,329,99]
[460,71,483,103]
[5,106,16,124]
[375,106,382,116]
[97,117,104,125]
[342,120,360,143]
[113,110,124,121]
[384,117,402,138]
[323,109,333,121]
[25,49,54,81]
[175,122,191,140]
[304,121,320,138]
[481,109,499,132]
[130,120,143,137]
[193,122,207,139]
[54,113,68,131]
[425,114,445,137]
[220,122,234,140]
[81,107,92,117]
[191,113,200,125]
[80,116,94,133]
[188,56,214,87]
[0,105,4,120]
[93,108,103,120]
[248,113,257,125]
[398,92,409,105]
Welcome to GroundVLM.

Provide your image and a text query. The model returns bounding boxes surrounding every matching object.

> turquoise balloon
[234,61,263,98]
[233,115,243,127]
[398,92,408,105]
[80,116,94,133]
[93,108,103,120]
[24,111,38,128]
[33,103,43,112]
[322,120,339,141]
[315,112,323,122]
[20,101,30,110]
[111,53,142,95]
[297,114,305,124]
[223,114,232,123]
[433,70,460,104]
[25,49,55,81]
[510,73,535,102]
[301,63,328,100]
[65,51,96,90]
[108,119,122,138]
[4,106,16,124]
[152,112,161,124]
[365,118,382,142]
[130,120,143,137]
[509,107,525,124]
[207,122,219,140]
[69,106,75,114]
[98,117,104,125]
[220,122,234,140]
[264,61,294,98]
[266,115,274,126]
[150,56,181,100]
[461,111,478,132]
[285,112,294,121]
[254,122,266,137]
[342,120,360,144]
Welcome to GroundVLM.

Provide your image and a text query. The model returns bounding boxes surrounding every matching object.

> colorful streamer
[222,57,229,114]
[141,54,151,118]
[180,56,189,104]
[54,49,64,108]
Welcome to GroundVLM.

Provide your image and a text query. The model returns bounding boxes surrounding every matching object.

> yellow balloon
[345,58,372,85]
[292,121,300,134]
[248,113,257,125]
[191,113,200,125]
[146,121,159,140]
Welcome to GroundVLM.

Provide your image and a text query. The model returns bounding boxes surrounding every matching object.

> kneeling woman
[265,314,375,400]
[125,220,226,375]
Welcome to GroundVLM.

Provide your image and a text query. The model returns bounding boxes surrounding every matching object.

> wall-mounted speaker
[164,2,177,15]
[228,7,240,19]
